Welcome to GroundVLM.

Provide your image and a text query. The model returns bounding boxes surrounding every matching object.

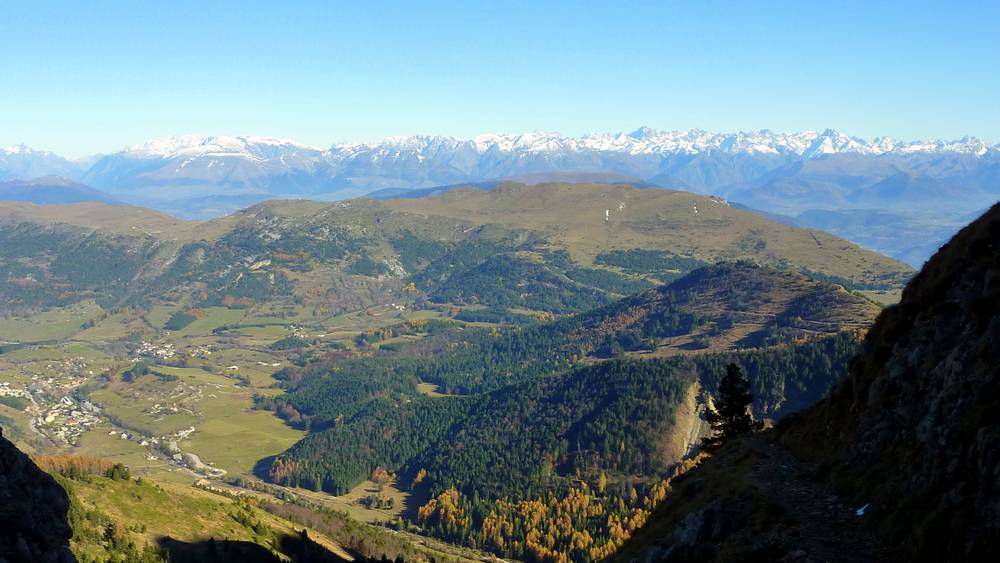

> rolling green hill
[383,182,912,288]
[0,182,910,318]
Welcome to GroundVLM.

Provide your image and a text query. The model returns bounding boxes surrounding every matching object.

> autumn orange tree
[371,466,391,491]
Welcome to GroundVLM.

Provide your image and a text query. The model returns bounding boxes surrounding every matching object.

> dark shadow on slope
[158,530,352,563]
[276,531,355,562]
[612,433,895,563]
[158,537,283,563]
[0,430,76,563]
[732,328,768,348]
[617,203,1000,563]
[252,454,277,480]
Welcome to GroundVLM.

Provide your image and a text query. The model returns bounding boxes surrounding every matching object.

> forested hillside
[256,262,873,561]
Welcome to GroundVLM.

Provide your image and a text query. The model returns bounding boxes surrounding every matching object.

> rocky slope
[0,430,74,563]
[780,202,1000,560]
[615,203,1000,562]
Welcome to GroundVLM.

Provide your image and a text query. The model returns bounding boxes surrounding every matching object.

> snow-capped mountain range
[2,127,999,267]
[3,126,999,218]
[101,127,998,160]
[4,128,997,192]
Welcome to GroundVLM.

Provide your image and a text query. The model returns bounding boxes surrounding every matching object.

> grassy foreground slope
[41,457,476,563]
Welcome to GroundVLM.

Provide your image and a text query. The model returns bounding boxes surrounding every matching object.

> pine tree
[701,363,761,452]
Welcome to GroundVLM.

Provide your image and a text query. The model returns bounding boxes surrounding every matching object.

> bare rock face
[782,202,1000,561]
[0,430,75,563]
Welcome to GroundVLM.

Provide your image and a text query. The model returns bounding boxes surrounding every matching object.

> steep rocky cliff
[616,203,1000,562]
[781,202,1000,560]
[0,429,75,563]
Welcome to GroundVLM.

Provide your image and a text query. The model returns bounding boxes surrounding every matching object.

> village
[1,356,105,446]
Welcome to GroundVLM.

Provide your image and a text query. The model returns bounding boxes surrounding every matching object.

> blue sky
[1,0,998,157]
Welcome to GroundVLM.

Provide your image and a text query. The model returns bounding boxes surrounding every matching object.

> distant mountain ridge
[4,128,996,200]
[0,182,912,316]
[76,129,1000,204]
[5,128,997,264]
[0,177,118,205]
[0,144,84,182]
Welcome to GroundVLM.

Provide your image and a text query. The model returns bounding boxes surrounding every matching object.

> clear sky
[1,0,998,157]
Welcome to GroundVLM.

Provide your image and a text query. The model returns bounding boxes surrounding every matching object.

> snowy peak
[8,129,998,167]
[0,143,66,158]
[801,129,872,158]
[122,135,322,160]
[5,128,999,207]
[320,127,993,159]
[0,144,84,182]
[0,143,32,155]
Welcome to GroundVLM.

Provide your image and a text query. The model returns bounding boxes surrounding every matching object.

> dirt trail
[750,438,893,563]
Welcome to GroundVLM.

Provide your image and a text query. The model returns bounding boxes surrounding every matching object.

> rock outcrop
[781,201,1000,560]
[0,429,75,563]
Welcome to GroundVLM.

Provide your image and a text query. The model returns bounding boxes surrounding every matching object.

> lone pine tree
[701,363,762,452]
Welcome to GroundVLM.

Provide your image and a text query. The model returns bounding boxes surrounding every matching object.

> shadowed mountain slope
[779,202,1000,560]
[614,204,1000,562]
[0,431,75,563]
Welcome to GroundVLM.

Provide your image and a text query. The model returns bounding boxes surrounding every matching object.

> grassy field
[859,288,903,305]
[173,307,248,336]
[73,309,138,341]
[227,324,292,341]
[206,347,287,387]
[144,304,182,328]
[86,361,303,479]
[416,381,457,398]
[90,381,200,436]
[73,428,193,483]
[280,479,416,524]
[0,300,103,342]
[179,406,304,477]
